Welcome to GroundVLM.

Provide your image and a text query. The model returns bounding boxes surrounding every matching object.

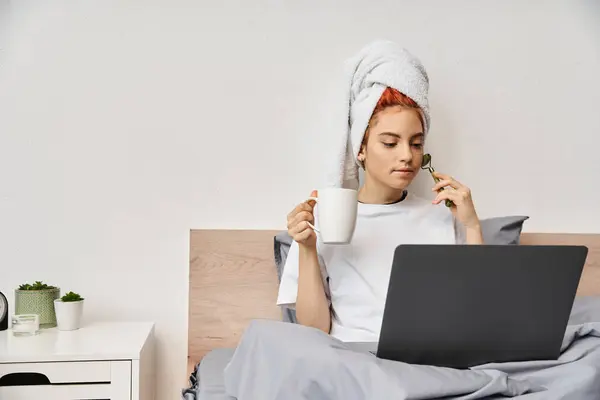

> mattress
[184,296,600,400]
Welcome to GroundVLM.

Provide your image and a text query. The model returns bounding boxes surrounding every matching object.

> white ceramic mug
[306,188,358,245]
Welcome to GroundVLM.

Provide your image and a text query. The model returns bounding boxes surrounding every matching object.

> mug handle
[305,196,319,233]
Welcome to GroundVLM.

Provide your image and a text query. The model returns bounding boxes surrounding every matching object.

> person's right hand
[287,190,318,249]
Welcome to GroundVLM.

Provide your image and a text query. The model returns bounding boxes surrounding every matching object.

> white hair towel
[324,40,431,190]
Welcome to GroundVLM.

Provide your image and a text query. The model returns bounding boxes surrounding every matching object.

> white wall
[1,0,598,397]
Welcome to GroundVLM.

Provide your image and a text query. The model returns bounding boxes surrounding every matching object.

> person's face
[359,106,425,190]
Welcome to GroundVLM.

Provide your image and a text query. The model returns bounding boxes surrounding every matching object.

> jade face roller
[421,153,453,208]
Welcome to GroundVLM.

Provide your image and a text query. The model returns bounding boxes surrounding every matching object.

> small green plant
[18,281,57,290]
[421,153,453,208]
[61,291,84,302]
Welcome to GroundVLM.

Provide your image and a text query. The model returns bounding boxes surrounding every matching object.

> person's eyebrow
[378,132,424,139]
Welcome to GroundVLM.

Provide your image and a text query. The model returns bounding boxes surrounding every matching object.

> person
[276,70,484,343]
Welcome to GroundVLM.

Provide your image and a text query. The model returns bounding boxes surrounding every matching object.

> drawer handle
[0,372,51,386]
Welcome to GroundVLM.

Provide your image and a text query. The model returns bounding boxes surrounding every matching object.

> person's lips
[391,168,414,176]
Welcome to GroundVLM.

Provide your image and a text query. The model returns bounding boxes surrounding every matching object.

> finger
[431,179,462,192]
[292,210,314,227]
[287,204,303,221]
[305,189,318,207]
[295,228,315,243]
[432,172,463,188]
[287,200,314,221]
[432,189,462,206]
[434,188,470,206]
[288,221,305,236]
[289,220,313,237]
[287,208,314,230]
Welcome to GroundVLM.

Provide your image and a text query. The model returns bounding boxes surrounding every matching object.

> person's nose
[397,142,413,164]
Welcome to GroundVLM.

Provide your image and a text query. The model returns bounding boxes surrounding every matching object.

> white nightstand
[0,321,155,400]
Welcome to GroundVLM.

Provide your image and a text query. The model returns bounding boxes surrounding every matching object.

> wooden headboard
[188,230,600,364]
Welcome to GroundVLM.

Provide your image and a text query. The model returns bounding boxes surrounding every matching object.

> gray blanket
[223,319,600,400]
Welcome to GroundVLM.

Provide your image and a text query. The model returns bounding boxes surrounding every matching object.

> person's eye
[411,143,424,149]
[382,142,396,148]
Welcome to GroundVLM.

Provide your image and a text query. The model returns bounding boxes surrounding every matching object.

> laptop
[373,244,588,368]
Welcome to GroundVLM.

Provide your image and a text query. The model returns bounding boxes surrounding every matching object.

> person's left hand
[431,172,480,229]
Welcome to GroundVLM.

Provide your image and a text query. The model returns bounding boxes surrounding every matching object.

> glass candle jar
[11,314,40,336]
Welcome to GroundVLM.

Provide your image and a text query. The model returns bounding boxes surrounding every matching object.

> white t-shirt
[276,192,464,342]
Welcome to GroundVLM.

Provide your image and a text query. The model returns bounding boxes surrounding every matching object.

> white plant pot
[54,299,84,331]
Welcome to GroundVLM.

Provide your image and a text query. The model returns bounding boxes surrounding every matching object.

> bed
[182,224,600,400]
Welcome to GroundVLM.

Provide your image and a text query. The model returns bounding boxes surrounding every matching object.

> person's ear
[358,144,367,159]
[357,148,366,169]
[358,131,369,168]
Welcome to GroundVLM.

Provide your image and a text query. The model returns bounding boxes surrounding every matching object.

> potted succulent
[54,291,84,331]
[15,281,60,329]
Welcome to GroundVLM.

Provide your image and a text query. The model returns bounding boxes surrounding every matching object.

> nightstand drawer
[0,384,113,400]
[0,360,111,383]
[0,360,132,400]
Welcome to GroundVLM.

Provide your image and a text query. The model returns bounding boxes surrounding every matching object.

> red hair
[359,87,425,165]
[373,87,421,116]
